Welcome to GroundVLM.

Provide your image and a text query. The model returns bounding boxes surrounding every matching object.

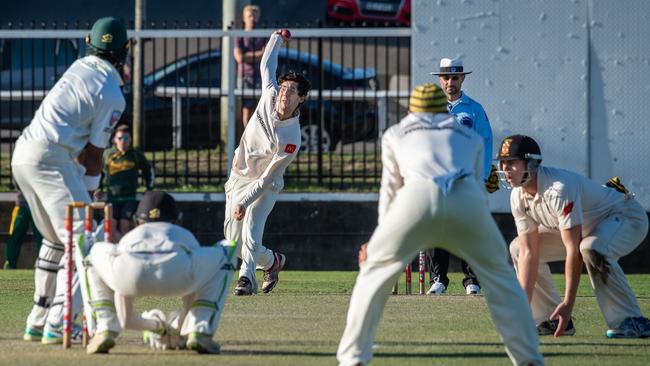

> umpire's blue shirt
[448,91,493,180]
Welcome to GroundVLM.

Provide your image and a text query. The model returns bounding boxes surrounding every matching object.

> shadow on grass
[540,340,650,347]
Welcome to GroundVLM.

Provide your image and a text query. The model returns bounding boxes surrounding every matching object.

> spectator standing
[234,4,266,128]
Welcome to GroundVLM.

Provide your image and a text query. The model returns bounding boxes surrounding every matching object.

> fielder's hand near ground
[358,242,368,265]
[234,204,246,221]
[550,302,573,337]
[485,164,499,193]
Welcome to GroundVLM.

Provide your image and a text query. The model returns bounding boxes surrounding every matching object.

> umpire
[427,57,499,295]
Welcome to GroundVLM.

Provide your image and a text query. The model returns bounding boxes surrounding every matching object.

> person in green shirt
[99,125,154,237]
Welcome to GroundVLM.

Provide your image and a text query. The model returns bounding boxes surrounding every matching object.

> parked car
[122,47,378,151]
[1,39,378,152]
[0,39,81,131]
[327,0,411,27]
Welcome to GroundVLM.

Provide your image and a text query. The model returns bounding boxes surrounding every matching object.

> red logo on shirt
[284,144,297,153]
[562,202,574,217]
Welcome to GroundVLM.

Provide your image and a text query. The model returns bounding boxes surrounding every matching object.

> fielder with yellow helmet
[336,83,544,366]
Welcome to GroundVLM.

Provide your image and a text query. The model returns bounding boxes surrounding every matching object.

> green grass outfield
[1,270,649,365]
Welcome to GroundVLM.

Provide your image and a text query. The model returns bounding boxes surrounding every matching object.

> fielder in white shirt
[496,134,650,338]
[84,191,236,354]
[224,29,311,296]
[336,84,543,366]
[12,16,128,345]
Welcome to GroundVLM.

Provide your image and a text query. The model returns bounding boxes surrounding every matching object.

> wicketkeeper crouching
[83,191,236,354]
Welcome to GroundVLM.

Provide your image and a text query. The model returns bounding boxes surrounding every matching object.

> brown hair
[115,124,130,134]
[278,71,311,97]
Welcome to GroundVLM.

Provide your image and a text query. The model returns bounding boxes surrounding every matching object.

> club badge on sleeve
[562,202,574,217]
[105,110,123,132]
[284,144,297,153]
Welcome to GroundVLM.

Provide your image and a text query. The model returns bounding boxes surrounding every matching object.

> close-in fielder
[224,29,311,296]
[84,191,236,354]
[12,16,128,344]
[336,84,543,366]
[496,134,650,338]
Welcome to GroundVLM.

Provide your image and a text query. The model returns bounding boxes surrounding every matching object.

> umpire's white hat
[430,58,472,75]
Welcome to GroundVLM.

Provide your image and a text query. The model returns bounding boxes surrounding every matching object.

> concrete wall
[2,201,648,272]
[412,0,650,211]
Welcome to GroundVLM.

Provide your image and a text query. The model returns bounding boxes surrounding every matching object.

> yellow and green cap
[409,83,447,113]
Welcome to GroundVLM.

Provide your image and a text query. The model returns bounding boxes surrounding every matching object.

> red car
[327,0,411,27]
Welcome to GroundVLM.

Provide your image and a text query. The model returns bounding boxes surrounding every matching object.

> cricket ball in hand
[280,29,291,40]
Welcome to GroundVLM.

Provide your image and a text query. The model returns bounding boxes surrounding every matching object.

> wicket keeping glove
[485,164,500,193]
[142,309,173,351]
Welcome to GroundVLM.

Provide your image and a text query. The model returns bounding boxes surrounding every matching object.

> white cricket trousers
[337,179,544,366]
[88,241,236,336]
[224,174,278,292]
[12,137,88,329]
[510,196,649,328]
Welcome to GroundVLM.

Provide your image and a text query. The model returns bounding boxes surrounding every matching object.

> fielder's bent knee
[509,236,520,260]
[579,236,604,258]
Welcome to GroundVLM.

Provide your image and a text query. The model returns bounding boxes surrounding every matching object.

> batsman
[12,16,128,344]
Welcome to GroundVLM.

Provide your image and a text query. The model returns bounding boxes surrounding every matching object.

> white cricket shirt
[231,33,301,208]
[118,222,200,254]
[511,166,626,236]
[21,55,126,157]
[378,112,485,223]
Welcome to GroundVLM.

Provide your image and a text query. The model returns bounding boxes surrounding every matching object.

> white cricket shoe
[466,284,481,295]
[426,281,446,295]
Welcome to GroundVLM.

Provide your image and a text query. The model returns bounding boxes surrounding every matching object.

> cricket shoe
[23,326,43,342]
[41,322,83,344]
[262,252,286,294]
[233,276,254,296]
[537,318,576,336]
[466,284,481,295]
[606,316,650,338]
[186,332,221,354]
[86,331,117,354]
[426,281,446,295]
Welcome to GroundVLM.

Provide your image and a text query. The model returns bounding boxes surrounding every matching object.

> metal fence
[0,22,411,191]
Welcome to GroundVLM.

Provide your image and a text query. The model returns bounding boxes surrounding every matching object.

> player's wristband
[83,175,101,191]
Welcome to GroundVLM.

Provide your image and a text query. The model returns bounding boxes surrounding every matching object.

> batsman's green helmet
[86,17,129,64]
